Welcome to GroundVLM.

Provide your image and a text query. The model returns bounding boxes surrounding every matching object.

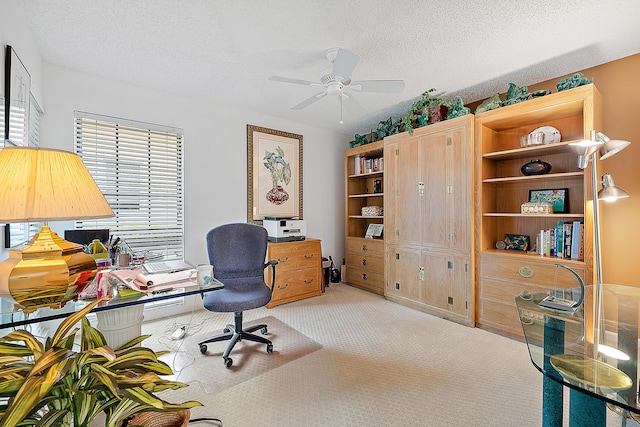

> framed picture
[529,188,568,214]
[4,45,31,146]
[247,124,303,223]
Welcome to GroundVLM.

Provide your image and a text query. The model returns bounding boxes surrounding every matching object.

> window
[74,112,184,258]
[6,95,42,247]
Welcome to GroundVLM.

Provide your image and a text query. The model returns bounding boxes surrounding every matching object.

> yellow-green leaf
[0,330,43,357]
[50,298,103,346]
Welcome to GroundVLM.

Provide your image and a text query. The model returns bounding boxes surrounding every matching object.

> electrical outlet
[171,327,186,340]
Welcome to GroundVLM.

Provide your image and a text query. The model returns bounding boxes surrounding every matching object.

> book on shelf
[563,223,573,259]
[570,221,583,261]
[355,156,383,174]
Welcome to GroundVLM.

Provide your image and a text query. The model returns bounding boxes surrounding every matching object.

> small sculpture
[556,72,593,92]
[475,93,502,114]
[446,96,471,119]
[502,83,530,106]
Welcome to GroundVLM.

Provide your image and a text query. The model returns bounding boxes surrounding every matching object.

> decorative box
[521,202,553,214]
[361,206,383,216]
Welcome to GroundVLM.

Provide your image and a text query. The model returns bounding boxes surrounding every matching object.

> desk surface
[0,276,224,330]
[517,283,640,414]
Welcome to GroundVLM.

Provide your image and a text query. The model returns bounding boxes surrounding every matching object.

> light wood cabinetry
[266,238,323,308]
[345,141,385,295]
[474,84,601,337]
[383,115,475,326]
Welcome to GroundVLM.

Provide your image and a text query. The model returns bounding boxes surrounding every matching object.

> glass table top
[0,275,224,330]
[516,283,640,413]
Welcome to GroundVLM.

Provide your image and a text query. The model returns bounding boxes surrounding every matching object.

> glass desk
[0,276,224,347]
[516,284,640,427]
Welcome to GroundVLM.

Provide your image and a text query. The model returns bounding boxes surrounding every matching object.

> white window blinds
[74,112,184,258]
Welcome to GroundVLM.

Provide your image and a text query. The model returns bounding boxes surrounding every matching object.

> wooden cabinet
[266,238,323,308]
[383,115,474,326]
[345,238,384,295]
[474,84,601,337]
[344,141,385,295]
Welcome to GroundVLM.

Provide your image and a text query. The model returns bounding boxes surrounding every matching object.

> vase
[427,104,451,124]
[521,159,552,176]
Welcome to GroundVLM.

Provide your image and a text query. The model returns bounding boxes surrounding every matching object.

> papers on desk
[110,267,196,292]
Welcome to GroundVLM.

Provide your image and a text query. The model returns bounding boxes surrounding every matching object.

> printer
[263,218,306,242]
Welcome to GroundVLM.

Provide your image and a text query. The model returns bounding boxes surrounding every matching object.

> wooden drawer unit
[345,237,384,295]
[266,238,322,308]
[477,252,586,337]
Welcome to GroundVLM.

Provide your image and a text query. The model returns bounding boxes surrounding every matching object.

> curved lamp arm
[554,263,585,308]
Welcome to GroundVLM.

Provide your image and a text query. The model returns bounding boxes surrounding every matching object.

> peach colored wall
[472,54,640,286]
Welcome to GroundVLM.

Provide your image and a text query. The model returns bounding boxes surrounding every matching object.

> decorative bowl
[521,159,552,176]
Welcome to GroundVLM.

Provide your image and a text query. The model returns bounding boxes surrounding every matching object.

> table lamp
[0,146,114,312]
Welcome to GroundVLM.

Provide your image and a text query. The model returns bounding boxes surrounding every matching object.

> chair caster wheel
[266,344,273,353]
[261,327,268,334]
[223,327,231,333]
[224,357,233,368]
[199,344,207,354]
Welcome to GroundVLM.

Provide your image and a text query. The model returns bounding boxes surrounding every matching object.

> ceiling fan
[269,48,405,124]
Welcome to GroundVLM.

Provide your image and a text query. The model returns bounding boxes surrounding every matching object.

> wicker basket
[125,409,190,427]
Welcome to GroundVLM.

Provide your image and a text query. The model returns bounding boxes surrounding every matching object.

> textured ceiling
[16,0,640,138]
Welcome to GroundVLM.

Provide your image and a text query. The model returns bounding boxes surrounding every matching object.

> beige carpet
[141,284,634,427]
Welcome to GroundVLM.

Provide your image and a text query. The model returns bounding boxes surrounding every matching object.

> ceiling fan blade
[350,79,405,93]
[269,75,321,86]
[291,91,327,110]
[332,49,360,78]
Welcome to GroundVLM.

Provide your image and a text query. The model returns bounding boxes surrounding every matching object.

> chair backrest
[206,223,268,281]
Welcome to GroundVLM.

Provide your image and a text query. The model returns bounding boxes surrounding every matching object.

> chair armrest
[264,260,278,292]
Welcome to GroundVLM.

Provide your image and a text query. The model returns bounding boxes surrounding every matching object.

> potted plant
[403,88,451,135]
[0,299,201,427]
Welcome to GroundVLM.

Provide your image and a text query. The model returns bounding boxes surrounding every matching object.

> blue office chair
[198,223,277,368]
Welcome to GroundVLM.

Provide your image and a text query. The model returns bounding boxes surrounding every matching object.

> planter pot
[427,104,450,124]
[125,409,190,427]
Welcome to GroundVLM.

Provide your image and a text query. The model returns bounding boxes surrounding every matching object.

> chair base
[198,311,273,367]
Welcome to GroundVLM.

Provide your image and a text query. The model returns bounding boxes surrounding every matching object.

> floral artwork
[247,125,302,222]
[263,146,291,205]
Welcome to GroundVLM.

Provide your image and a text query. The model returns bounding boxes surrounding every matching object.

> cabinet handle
[361,244,368,252]
[361,273,368,280]
[277,256,289,262]
[303,253,315,259]
[304,278,314,284]
[277,283,289,289]
[518,266,534,278]
[361,259,368,266]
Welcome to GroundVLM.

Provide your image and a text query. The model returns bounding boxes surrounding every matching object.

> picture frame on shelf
[4,45,31,146]
[529,188,568,214]
[365,223,383,239]
[247,124,303,223]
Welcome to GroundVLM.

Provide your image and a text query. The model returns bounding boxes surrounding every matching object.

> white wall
[1,3,347,320]
[41,64,347,265]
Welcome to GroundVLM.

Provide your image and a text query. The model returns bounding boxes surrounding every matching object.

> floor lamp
[571,130,631,358]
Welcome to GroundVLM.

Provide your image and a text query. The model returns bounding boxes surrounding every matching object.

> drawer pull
[518,266,534,278]
[361,244,368,252]
[361,259,368,266]
[361,273,368,280]
[277,256,289,262]
[303,253,315,259]
[304,278,314,284]
[277,283,289,290]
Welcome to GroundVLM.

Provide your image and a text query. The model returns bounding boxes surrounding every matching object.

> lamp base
[0,225,96,313]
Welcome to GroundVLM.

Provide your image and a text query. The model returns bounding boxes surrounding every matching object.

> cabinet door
[420,132,449,249]
[421,251,450,310]
[386,245,421,301]
[391,139,421,246]
[422,252,470,316]
[420,125,471,252]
